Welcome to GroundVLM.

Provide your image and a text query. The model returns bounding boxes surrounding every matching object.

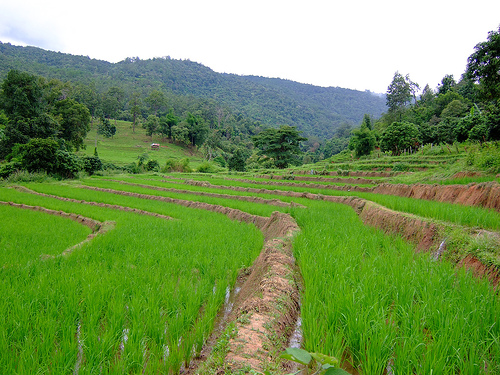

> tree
[185,112,209,147]
[54,99,91,150]
[228,146,250,171]
[437,74,456,95]
[386,71,412,114]
[349,124,376,157]
[145,90,166,116]
[159,109,179,138]
[252,125,307,168]
[102,87,125,123]
[0,69,43,120]
[466,26,500,101]
[128,92,142,133]
[97,117,117,138]
[380,121,420,155]
[144,115,160,139]
[361,114,372,130]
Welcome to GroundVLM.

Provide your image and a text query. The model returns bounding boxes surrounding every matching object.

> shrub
[82,156,103,175]
[145,159,160,172]
[54,150,83,178]
[197,161,218,173]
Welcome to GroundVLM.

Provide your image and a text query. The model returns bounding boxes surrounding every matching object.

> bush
[54,150,83,178]
[161,158,192,173]
[0,160,22,179]
[197,161,218,173]
[392,163,410,172]
[145,159,160,172]
[82,156,103,175]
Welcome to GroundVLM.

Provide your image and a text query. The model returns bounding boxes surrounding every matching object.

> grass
[81,119,205,167]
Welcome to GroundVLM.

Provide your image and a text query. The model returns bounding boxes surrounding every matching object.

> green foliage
[53,98,91,150]
[53,149,83,178]
[196,161,218,173]
[144,114,160,138]
[19,137,59,173]
[97,117,116,138]
[253,125,307,168]
[145,159,160,172]
[466,25,500,101]
[82,155,103,175]
[277,347,348,375]
[0,42,387,140]
[228,147,250,171]
[386,71,412,113]
[348,125,375,157]
[162,158,192,173]
[380,121,420,155]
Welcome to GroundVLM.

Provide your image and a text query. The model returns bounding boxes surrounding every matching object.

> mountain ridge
[0,42,387,139]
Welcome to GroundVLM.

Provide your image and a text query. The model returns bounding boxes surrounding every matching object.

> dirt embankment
[106,179,303,208]
[185,180,500,287]
[372,182,500,211]
[222,213,300,373]
[73,185,302,372]
[254,174,377,185]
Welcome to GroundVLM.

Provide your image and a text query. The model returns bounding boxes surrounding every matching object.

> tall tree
[252,125,307,168]
[437,74,456,95]
[386,71,412,114]
[102,87,125,124]
[54,99,91,150]
[145,90,166,116]
[128,92,142,133]
[380,121,420,155]
[466,26,500,101]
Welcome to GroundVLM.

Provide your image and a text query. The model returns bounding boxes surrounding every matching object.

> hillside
[0,42,387,139]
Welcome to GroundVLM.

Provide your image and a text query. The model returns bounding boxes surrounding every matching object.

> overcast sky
[0,0,499,94]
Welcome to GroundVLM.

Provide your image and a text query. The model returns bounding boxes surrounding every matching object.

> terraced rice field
[1,173,499,374]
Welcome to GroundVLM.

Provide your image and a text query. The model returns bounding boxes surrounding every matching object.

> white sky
[0,0,499,94]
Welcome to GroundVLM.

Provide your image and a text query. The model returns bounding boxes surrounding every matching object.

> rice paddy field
[1,168,500,374]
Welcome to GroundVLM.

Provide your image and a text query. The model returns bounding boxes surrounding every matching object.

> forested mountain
[0,42,386,139]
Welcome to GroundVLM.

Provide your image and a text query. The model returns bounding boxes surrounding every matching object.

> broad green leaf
[311,352,339,366]
[324,367,352,375]
[279,348,312,365]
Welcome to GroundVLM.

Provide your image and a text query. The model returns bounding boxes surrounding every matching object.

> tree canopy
[252,125,307,168]
[466,26,500,101]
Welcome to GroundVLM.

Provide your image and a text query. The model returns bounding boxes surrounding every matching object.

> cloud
[0,2,64,50]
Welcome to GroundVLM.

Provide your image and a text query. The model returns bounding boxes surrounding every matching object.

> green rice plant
[0,183,264,374]
[291,200,500,373]
[0,204,92,265]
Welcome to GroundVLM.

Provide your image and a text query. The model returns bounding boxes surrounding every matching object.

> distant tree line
[345,25,500,157]
[0,68,309,177]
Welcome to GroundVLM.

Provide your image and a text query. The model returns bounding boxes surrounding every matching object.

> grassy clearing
[292,200,500,373]
[0,185,263,374]
[82,120,204,167]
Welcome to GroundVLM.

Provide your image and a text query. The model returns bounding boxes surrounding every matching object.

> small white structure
[151,143,160,150]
